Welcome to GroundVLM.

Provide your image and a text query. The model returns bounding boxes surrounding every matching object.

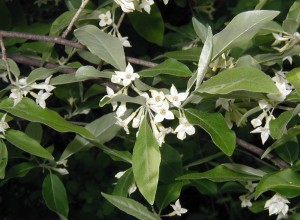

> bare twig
[0,30,85,49]
[0,36,15,84]
[61,0,90,38]
[126,56,157,67]
[236,138,289,169]
[116,12,126,29]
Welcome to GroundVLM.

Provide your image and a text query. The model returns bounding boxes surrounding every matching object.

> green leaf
[286,68,300,96]
[5,162,36,180]
[283,1,300,33]
[0,140,8,179]
[155,182,183,210]
[160,145,182,184]
[270,104,300,139]
[99,94,146,107]
[192,17,208,43]
[255,168,300,198]
[128,5,164,45]
[132,118,161,205]
[74,25,126,70]
[139,59,192,77]
[101,193,160,220]
[164,47,201,61]
[113,169,134,197]
[60,113,130,163]
[212,10,279,60]
[0,98,93,139]
[6,129,54,160]
[177,165,261,182]
[42,173,69,218]
[222,163,266,177]
[26,67,59,84]
[187,26,213,90]
[196,67,279,95]
[184,109,236,156]
[275,138,299,164]
[0,59,20,78]
[75,66,113,80]
[191,179,218,195]
[25,122,43,143]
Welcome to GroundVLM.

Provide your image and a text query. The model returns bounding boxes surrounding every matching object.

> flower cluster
[114,0,168,13]
[272,32,300,54]
[101,63,195,146]
[264,194,290,219]
[250,71,294,144]
[9,76,55,108]
[239,181,257,208]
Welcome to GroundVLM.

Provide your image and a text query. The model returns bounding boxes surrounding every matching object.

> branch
[61,0,90,38]
[236,138,289,169]
[0,30,85,49]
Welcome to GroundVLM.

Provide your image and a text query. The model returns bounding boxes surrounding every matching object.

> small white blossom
[239,194,252,208]
[216,98,234,111]
[245,181,257,193]
[116,103,127,117]
[258,100,272,109]
[51,167,69,175]
[132,107,144,128]
[30,90,51,109]
[168,199,188,216]
[0,114,9,138]
[104,86,118,111]
[265,194,289,217]
[166,84,189,107]
[128,182,137,196]
[99,11,113,27]
[0,72,8,83]
[267,73,293,102]
[115,111,137,134]
[163,0,169,4]
[174,117,195,140]
[138,0,154,14]
[117,33,132,47]
[30,76,55,92]
[151,101,174,123]
[156,125,173,146]
[112,63,139,87]
[148,90,166,107]
[9,89,24,106]
[114,0,135,13]
[115,171,126,179]
[56,159,68,167]
[250,124,270,145]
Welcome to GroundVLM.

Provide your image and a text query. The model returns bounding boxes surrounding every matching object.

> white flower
[174,117,195,140]
[251,111,267,128]
[267,74,293,102]
[244,181,257,193]
[258,100,271,109]
[148,90,166,107]
[272,33,290,46]
[9,89,24,106]
[30,90,52,109]
[117,33,132,47]
[115,171,126,179]
[128,182,137,196]
[56,159,68,167]
[51,168,69,175]
[156,125,173,146]
[116,103,127,117]
[239,194,252,208]
[0,114,9,137]
[99,11,113,27]
[114,0,135,13]
[30,76,55,92]
[163,0,169,4]
[0,72,8,83]
[132,107,144,128]
[250,124,270,145]
[104,86,118,111]
[115,111,137,134]
[265,194,289,217]
[112,63,139,87]
[139,0,154,14]
[169,199,188,216]
[151,101,174,123]
[216,98,234,111]
[166,84,189,108]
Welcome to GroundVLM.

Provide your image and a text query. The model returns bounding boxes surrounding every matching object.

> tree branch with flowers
[1,0,300,219]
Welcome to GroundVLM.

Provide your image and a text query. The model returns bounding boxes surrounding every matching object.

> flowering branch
[61,0,90,38]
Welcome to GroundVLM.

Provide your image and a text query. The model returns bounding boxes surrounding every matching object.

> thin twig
[116,12,126,29]
[61,0,90,38]
[236,138,289,169]
[126,56,157,67]
[0,30,85,49]
[0,36,15,84]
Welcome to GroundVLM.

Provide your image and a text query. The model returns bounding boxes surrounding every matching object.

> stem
[0,36,16,84]
[236,137,289,169]
[61,0,90,38]
[116,12,126,29]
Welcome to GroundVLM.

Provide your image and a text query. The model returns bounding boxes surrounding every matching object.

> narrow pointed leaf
[212,10,279,60]
[0,98,93,139]
[101,193,160,220]
[42,173,69,218]
[139,58,192,77]
[286,68,300,96]
[196,67,279,95]
[270,104,300,139]
[192,17,208,43]
[177,165,261,182]
[74,25,126,70]
[164,47,201,61]
[0,140,8,179]
[155,182,183,210]
[187,26,212,90]
[6,129,54,160]
[185,109,236,156]
[255,168,300,198]
[113,169,134,197]
[132,118,161,205]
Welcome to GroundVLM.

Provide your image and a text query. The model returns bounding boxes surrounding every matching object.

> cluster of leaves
[1,0,300,219]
